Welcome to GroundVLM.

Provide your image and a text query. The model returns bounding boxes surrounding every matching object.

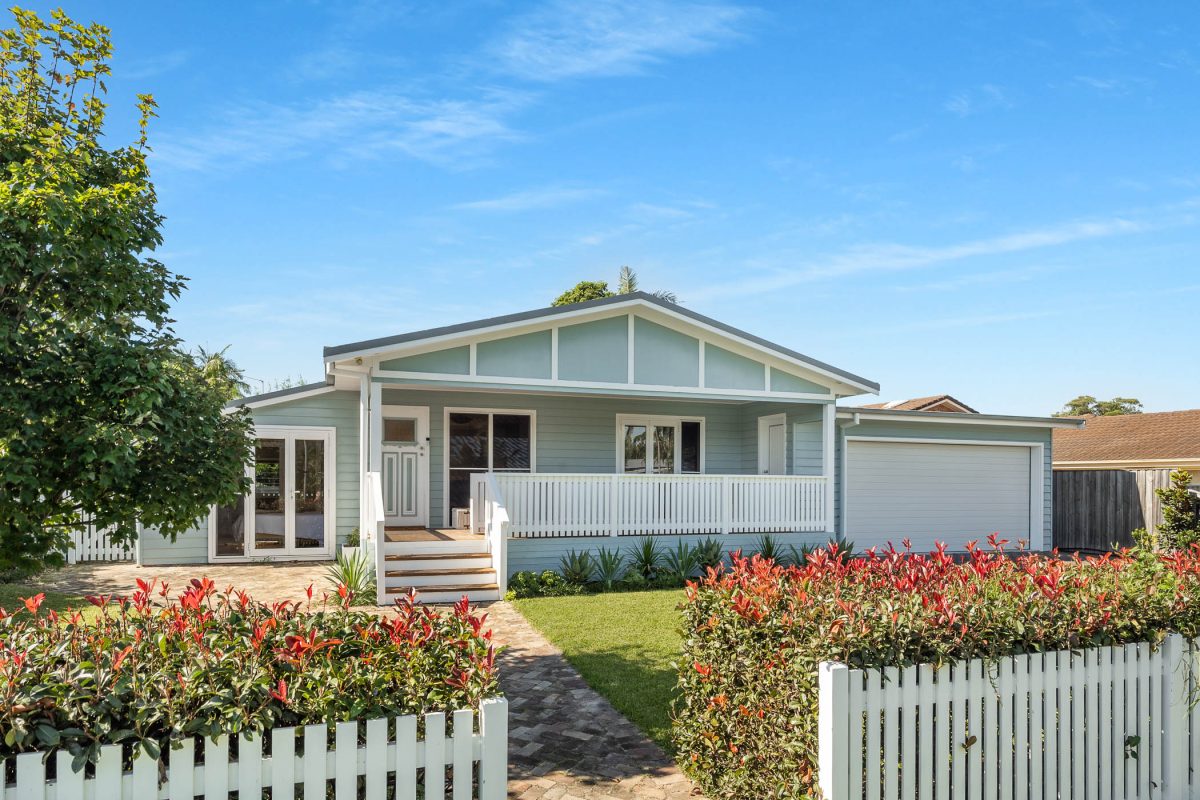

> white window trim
[840,435,1045,551]
[207,425,338,563]
[443,407,537,524]
[615,413,706,474]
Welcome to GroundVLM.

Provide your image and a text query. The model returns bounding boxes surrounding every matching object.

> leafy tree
[1053,395,1143,417]
[1155,470,1200,552]
[552,280,614,306]
[0,8,253,575]
[617,264,678,303]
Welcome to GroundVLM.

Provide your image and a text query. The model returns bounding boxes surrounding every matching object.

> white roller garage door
[845,439,1035,551]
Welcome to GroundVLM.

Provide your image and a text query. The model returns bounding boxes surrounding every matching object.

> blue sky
[53,1,1200,413]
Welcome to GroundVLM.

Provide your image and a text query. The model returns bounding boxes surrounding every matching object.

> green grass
[0,582,91,615]
[514,589,686,751]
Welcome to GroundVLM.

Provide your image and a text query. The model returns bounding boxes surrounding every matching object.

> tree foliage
[1154,470,1200,552]
[551,280,614,306]
[0,8,252,574]
[1053,394,1143,417]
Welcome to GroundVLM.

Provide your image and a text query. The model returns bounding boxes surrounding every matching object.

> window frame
[615,413,705,474]
[443,407,537,521]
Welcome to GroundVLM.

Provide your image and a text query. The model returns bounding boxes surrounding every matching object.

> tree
[1053,395,1143,417]
[0,8,253,575]
[552,267,678,306]
[1155,470,1200,552]
[552,280,614,306]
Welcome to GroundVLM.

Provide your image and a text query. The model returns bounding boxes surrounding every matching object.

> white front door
[758,413,787,475]
[248,427,336,558]
[382,406,429,528]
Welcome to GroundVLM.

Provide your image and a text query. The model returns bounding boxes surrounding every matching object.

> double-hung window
[617,414,703,474]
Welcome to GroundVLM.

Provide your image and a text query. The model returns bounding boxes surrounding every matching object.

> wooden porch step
[385,584,499,594]
[385,551,491,561]
[385,567,494,578]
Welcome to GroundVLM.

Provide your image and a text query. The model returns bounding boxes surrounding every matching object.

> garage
[845,438,1039,551]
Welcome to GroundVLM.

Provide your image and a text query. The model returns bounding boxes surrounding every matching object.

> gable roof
[323,292,880,393]
[858,394,978,413]
[1053,409,1200,464]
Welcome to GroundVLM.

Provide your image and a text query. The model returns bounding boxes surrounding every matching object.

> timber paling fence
[819,636,1199,799]
[0,699,507,799]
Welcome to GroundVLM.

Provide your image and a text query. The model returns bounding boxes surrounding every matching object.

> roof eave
[838,407,1085,429]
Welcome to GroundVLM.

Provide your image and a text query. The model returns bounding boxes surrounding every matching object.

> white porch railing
[364,470,387,606]
[492,473,828,537]
[471,473,510,595]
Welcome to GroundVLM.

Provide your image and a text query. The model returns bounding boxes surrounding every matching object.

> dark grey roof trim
[839,406,1085,428]
[225,380,333,409]
[323,292,880,392]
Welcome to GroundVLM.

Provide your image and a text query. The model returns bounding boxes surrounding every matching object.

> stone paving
[35,563,703,799]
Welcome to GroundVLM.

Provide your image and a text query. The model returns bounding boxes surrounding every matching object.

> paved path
[34,564,702,798]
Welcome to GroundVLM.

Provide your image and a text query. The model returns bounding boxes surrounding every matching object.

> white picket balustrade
[0,698,507,800]
[818,636,1198,800]
[63,521,134,564]
[492,473,827,537]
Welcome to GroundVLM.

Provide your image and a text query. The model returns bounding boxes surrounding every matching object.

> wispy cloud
[118,49,190,80]
[690,208,1189,301]
[884,310,1055,333]
[944,84,1013,117]
[488,0,752,81]
[896,265,1051,293]
[152,88,532,172]
[452,185,602,212]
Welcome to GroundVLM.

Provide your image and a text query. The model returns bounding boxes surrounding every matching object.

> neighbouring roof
[1053,409,1200,463]
[858,394,978,413]
[839,407,1083,429]
[321,292,881,393]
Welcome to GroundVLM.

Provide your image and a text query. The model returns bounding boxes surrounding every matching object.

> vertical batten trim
[698,340,706,388]
[550,327,559,381]
[764,363,772,392]
[626,314,636,384]
[468,343,477,376]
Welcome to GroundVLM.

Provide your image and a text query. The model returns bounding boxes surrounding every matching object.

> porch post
[369,380,383,474]
[822,402,836,535]
[358,374,370,545]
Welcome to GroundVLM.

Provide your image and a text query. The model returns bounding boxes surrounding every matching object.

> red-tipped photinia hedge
[0,579,498,766]
[673,539,1200,799]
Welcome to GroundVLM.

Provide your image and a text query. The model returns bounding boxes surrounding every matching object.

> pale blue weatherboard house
[138,293,1082,603]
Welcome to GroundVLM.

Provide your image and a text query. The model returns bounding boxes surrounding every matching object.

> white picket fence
[818,636,1198,800]
[0,698,507,799]
[491,472,828,537]
[63,521,134,563]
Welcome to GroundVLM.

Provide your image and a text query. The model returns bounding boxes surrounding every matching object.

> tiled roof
[858,394,978,413]
[1052,409,1200,462]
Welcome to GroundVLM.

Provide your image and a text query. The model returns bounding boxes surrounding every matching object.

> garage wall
[835,419,1054,549]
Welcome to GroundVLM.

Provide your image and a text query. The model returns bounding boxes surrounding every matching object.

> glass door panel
[623,424,647,473]
[293,438,325,550]
[253,438,285,550]
[213,497,246,557]
[653,426,676,473]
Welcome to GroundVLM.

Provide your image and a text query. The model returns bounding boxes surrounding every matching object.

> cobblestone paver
[36,564,703,798]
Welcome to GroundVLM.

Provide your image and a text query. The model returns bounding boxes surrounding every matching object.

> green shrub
[505,570,581,599]
[594,547,626,590]
[629,536,664,580]
[674,540,1200,799]
[560,550,597,585]
[1156,470,1200,551]
[324,545,376,601]
[0,579,498,766]
[662,541,701,581]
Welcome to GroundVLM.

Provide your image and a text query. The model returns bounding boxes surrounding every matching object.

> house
[1051,410,1200,550]
[137,293,1082,602]
[858,394,978,413]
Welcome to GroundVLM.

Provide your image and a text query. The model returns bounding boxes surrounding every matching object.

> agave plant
[695,537,724,572]
[754,534,781,563]
[628,536,664,580]
[663,541,701,581]
[559,550,597,585]
[784,542,816,568]
[324,546,376,602]
[594,547,627,590]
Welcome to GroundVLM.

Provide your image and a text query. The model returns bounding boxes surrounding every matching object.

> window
[446,410,534,514]
[617,415,704,474]
[383,418,417,443]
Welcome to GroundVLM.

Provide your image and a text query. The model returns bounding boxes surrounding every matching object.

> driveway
[36,562,703,798]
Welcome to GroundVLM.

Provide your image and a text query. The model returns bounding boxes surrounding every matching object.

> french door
[211,426,335,560]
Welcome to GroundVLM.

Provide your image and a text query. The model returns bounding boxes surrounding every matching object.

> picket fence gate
[818,636,1200,800]
[0,698,507,799]
[63,521,134,564]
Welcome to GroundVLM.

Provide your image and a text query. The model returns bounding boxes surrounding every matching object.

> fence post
[479,698,509,800]
[1164,634,1188,798]
[721,475,731,535]
[818,662,849,800]
[610,474,620,538]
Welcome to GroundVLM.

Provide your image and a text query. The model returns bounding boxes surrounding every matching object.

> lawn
[513,589,686,751]
[0,582,91,615]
